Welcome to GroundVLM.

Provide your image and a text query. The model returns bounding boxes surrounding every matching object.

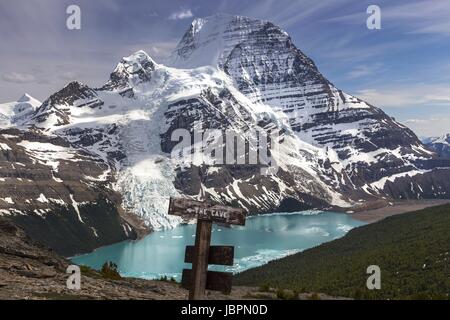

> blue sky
[1,0,449,136]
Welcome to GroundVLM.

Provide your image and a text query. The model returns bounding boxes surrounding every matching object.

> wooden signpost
[168,197,246,300]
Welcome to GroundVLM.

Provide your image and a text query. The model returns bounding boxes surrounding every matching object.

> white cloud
[125,41,178,62]
[355,84,450,108]
[403,117,450,137]
[347,63,383,79]
[245,0,354,28]
[413,22,450,36]
[321,40,413,62]
[353,84,450,136]
[59,71,78,81]
[327,0,450,37]
[168,9,193,20]
[2,72,36,83]
[149,41,178,61]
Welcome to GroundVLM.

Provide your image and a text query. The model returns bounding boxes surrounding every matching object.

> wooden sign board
[181,269,233,294]
[185,245,234,266]
[168,197,246,226]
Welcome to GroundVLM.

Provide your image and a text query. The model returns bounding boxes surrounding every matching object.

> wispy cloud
[327,0,450,37]
[355,84,450,108]
[2,72,36,84]
[149,41,178,61]
[413,22,450,36]
[403,117,450,137]
[59,71,78,81]
[125,41,178,62]
[244,0,354,28]
[169,9,194,20]
[320,40,409,63]
[347,63,383,79]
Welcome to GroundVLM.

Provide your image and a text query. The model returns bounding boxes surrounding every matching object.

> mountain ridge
[424,134,450,158]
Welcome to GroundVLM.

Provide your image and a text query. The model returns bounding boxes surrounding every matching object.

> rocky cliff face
[1,14,450,254]
[0,127,146,256]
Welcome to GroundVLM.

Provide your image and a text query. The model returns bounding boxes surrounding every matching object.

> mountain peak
[122,50,156,66]
[17,93,32,102]
[64,80,88,90]
[0,93,41,127]
[425,133,450,145]
[189,13,251,30]
[17,93,41,106]
[102,50,156,92]
[40,81,97,109]
[437,133,450,144]
[167,14,280,69]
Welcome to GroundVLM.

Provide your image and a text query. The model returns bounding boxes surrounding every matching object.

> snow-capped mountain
[168,14,450,200]
[0,93,41,127]
[1,14,450,254]
[424,134,450,158]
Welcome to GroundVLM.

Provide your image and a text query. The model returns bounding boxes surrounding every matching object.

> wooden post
[189,219,212,300]
[168,197,246,299]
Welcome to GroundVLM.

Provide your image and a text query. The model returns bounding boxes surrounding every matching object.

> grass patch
[100,262,122,280]
[157,275,177,282]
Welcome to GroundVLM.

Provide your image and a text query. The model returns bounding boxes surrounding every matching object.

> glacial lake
[72,211,365,281]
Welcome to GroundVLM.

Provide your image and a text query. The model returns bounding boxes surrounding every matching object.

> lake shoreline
[69,199,450,260]
[346,199,450,223]
[72,211,364,279]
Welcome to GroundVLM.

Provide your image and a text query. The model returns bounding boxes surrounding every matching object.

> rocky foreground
[0,217,180,299]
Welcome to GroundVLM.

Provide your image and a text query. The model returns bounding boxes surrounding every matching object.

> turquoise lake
[72,211,365,281]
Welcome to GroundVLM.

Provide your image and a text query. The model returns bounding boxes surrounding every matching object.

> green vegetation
[79,265,100,278]
[157,275,177,282]
[234,204,450,300]
[276,288,299,300]
[307,293,321,300]
[258,284,271,292]
[100,261,122,280]
[78,262,122,280]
